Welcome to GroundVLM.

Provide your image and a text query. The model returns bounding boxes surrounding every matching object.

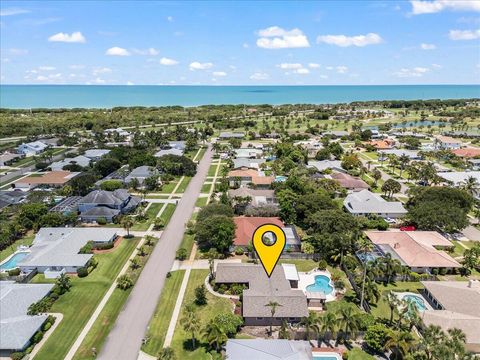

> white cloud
[0,7,30,16]
[317,33,383,47]
[394,67,430,77]
[106,47,131,56]
[432,63,443,69]
[127,81,134,85]
[308,63,320,68]
[336,66,349,74]
[189,61,213,70]
[7,48,28,55]
[243,43,249,48]
[213,71,227,77]
[93,77,106,84]
[35,75,48,81]
[277,63,303,69]
[420,43,436,49]
[38,66,56,71]
[250,72,269,80]
[167,16,174,22]
[132,47,159,55]
[69,64,85,70]
[449,29,480,40]
[410,0,480,15]
[93,67,112,75]
[48,31,86,43]
[295,68,310,75]
[256,26,310,49]
[159,57,179,65]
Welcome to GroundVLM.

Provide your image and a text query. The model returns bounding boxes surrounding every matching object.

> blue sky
[1,0,479,85]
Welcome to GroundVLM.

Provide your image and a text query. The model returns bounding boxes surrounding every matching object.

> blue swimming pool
[275,175,287,182]
[403,294,427,311]
[313,355,341,360]
[306,275,334,295]
[0,252,29,271]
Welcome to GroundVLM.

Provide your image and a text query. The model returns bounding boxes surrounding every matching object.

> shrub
[194,285,208,305]
[409,272,420,282]
[8,268,20,276]
[97,217,107,225]
[79,241,93,254]
[10,352,25,360]
[213,312,243,337]
[334,279,345,290]
[32,330,44,344]
[318,259,328,270]
[117,274,134,290]
[364,324,391,353]
[439,268,447,275]
[42,322,52,332]
[154,217,165,230]
[94,242,114,251]
[234,247,244,256]
[176,248,187,261]
[77,267,89,278]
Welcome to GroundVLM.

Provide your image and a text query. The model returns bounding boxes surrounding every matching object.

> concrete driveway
[98,146,213,360]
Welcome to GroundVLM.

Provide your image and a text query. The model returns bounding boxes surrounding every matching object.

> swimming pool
[403,294,427,311]
[0,252,29,271]
[275,175,287,182]
[313,354,342,360]
[306,275,334,295]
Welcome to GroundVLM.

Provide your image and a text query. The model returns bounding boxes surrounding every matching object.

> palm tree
[396,299,409,329]
[447,328,467,355]
[358,238,374,310]
[384,291,399,325]
[462,176,479,196]
[372,169,382,187]
[385,331,416,360]
[398,154,410,178]
[337,305,358,341]
[158,347,176,360]
[121,216,135,238]
[300,311,318,341]
[382,253,401,284]
[315,312,337,346]
[265,300,282,335]
[203,319,227,352]
[420,325,446,360]
[180,305,201,349]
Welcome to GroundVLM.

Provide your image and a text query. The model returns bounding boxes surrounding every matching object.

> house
[437,171,480,192]
[18,228,117,275]
[329,172,369,192]
[225,339,312,360]
[421,280,480,353]
[344,189,407,218]
[378,149,422,160]
[0,152,24,166]
[228,168,274,189]
[215,263,308,326]
[124,166,158,186]
[228,188,277,207]
[435,135,462,150]
[233,216,300,252]
[219,132,245,139]
[155,148,183,157]
[234,148,263,159]
[307,160,345,173]
[17,141,48,156]
[49,155,91,171]
[104,128,131,137]
[0,282,54,355]
[452,147,480,158]
[365,231,460,273]
[232,158,266,170]
[0,190,27,210]
[49,196,82,215]
[469,159,480,170]
[367,139,395,150]
[78,189,141,223]
[13,171,81,191]
[294,140,323,157]
[84,149,111,160]
[322,130,349,138]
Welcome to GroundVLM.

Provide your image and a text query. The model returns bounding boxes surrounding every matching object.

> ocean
[1,85,479,109]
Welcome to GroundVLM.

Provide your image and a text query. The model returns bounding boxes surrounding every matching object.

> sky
[1,0,480,85]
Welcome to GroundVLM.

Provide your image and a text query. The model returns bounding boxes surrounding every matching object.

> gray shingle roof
[344,190,407,215]
[79,189,130,206]
[84,149,111,159]
[225,339,312,360]
[0,282,54,351]
[232,158,266,170]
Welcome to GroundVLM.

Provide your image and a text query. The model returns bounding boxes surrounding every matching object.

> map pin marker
[253,224,286,277]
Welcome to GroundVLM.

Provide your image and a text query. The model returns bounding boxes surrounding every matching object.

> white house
[344,189,407,219]
[435,136,462,150]
[17,141,48,156]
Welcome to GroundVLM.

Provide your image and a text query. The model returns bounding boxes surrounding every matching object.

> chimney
[394,242,400,249]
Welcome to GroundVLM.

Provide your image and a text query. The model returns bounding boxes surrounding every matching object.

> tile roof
[0,282,54,351]
[436,135,462,144]
[452,147,480,158]
[366,231,460,268]
[233,217,285,246]
[330,172,369,190]
[15,171,80,186]
[228,169,274,185]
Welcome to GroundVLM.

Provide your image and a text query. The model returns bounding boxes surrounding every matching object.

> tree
[398,154,410,178]
[158,347,176,360]
[462,176,479,196]
[372,169,382,187]
[337,304,359,341]
[157,155,196,176]
[176,248,187,261]
[358,238,374,310]
[194,285,207,305]
[197,203,234,222]
[213,313,243,337]
[203,319,227,352]
[117,274,133,290]
[364,324,391,353]
[122,216,135,237]
[314,311,337,346]
[55,273,71,294]
[100,179,124,191]
[265,300,282,335]
[39,212,67,227]
[70,173,97,195]
[341,153,362,171]
[384,290,399,325]
[300,311,318,341]
[180,304,201,349]
[195,215,235,254]
[381,178,401,198]
[384,330,415,360]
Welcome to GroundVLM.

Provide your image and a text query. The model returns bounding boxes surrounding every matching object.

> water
[0,252,29,271]
[1,85,479,109]
[313,355,341,360]
[306,275,334,295]
[403,294,427,311]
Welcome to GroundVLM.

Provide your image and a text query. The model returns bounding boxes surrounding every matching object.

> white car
[385,217,396,224]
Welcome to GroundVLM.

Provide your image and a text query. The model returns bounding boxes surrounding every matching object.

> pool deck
[298,269,337,302]
[0,249,31,271]
[312,347,343,359]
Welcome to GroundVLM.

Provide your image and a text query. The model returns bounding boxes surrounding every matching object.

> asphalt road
[98,145,212,360]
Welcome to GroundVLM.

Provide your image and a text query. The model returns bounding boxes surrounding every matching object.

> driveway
[98,146,212,360]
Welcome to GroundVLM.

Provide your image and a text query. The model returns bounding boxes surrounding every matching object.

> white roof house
[437,171,480,186]
[17,141,48,155]
[378,149,421,160]
[225,339,312,360]
[234,148,263,159]
[0,282,54,353]
[50,155,91,171]
[18,228,117,274]
[344,189,407,218]
[307,160,345,173]
[84,149,111,160]
[155,148,183,157]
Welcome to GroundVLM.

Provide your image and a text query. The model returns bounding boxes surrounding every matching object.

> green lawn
[346,348,375,360]
[159,180,179,194]
[160,203,176,224]
[193,147,207,162]
[132,203,163,231]
[200,183,211,194]
[0,233,35,262]
[0,174,25,189]
[278,259,317,272]
[169,270,233,360]
[33,237,140,360]
[179,234,195,259]
[175,177,191,193]
[142,270,186,356]
[370,281,424,320]
[207,165,218,177]
[195,197,209,207]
